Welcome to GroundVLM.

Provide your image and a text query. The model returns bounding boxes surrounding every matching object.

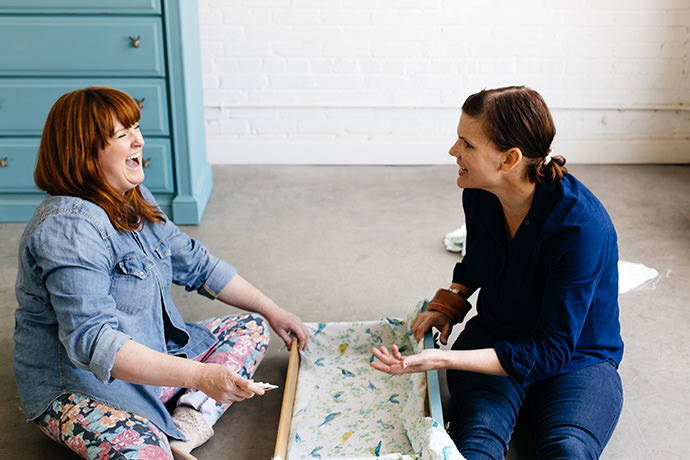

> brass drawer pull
[128,35,141,48]
[0,157,7,168]
[143,158,151,168]
[135,97,145,109]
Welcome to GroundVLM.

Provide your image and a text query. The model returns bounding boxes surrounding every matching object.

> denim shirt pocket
[112,256,156,314]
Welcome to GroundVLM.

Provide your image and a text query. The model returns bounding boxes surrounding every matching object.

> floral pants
[35,314,270,460]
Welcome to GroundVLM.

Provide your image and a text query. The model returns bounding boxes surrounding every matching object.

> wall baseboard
[206,138,690,165]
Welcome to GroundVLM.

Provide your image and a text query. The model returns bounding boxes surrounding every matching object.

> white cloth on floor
[618,260,659,294]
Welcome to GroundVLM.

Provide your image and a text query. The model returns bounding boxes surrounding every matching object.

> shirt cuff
[90,328,132,384]
[199,259,237,299]
[494,341,536,386]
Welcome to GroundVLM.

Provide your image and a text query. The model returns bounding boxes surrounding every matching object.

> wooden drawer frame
[273,314,445,459]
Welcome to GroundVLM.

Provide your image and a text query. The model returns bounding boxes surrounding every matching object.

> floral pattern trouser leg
[35,313,270,460]
[161,313,271,423]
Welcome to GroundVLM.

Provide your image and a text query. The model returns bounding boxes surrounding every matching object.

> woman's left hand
[265,307,310,351]
[369,344,446,374]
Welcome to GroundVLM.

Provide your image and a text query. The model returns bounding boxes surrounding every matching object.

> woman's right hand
[113,340,268,401]
[411,311,455,345]
[195,363,266,403]
[370,345,447,374]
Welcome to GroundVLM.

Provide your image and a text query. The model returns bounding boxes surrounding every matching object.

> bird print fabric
[282,302,464,460]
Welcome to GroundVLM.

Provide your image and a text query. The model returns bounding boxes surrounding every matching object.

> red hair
[35,87,164,231]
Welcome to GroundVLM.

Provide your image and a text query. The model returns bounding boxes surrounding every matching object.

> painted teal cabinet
[0,0,212,224]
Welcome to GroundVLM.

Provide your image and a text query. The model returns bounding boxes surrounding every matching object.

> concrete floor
[0,164,687,459]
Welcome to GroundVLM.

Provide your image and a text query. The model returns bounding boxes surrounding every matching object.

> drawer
[0,138,173,194]
[0,0,160,14]
[0,17,165,77]
[140,139,174,194]
[0,139,40,193]
[0,79,170,136]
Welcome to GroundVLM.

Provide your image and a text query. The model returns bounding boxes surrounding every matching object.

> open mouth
[126,153,141,168]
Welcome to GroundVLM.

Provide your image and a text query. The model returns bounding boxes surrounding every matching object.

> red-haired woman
[13,87,309,460]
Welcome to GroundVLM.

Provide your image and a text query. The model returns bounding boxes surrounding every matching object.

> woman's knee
[446,370,526,460]
[449,415,512,460]
[537,429,601,460]
[204,313,271,349]
[246,313,271,346]
[529,362,622,459]
[447,386,523,460]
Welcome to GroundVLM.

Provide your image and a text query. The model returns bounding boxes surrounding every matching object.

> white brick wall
[198,0,690,164]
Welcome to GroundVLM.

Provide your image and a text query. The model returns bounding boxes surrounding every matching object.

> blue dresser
[0,0,212,225]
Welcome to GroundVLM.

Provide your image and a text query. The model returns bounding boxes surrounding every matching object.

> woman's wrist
[423,349,453,371]
[449,282,473,299]
[256,296,283,321]
[427,288,472,323]
[184,358,206,390]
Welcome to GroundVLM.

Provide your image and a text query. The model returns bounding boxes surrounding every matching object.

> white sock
[177,391,218,426]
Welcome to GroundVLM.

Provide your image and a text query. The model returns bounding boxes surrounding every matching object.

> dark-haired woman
[13,87,309,460]
[371,86,623,460]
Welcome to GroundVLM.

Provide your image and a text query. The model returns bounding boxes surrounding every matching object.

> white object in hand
[255,381,278,391]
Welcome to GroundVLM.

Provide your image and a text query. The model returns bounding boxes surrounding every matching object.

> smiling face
[98,116,145,195]
[449,113,506,191]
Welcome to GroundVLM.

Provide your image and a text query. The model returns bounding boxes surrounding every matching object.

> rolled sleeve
[198,259,237,299]
[90,329,132,383]
[493,329,572,386]
[494,342,536,385]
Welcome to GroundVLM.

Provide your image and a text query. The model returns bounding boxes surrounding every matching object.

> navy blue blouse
[453,174,623,386]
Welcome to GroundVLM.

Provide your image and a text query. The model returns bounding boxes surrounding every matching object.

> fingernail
[403,361,409,369]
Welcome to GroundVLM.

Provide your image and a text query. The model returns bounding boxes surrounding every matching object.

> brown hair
[35,87,164,231]
[462,86,567,183]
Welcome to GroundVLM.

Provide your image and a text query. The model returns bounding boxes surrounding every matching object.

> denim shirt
[453,174,624,386]
[13,186,237,439]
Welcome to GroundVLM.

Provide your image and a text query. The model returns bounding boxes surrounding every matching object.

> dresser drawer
[0,0,160,14]
[0,17,165,77]
[140,139,174,194]
[0,138,173,194]
[0,139,39,193]
[0,79,170,136]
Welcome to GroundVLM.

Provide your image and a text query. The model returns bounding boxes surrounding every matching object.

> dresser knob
[0,157,7,168]
[135,97,145,109]
[128,35,141,48]
[143,158,151,168]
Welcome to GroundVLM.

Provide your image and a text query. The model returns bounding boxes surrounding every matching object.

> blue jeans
[447,357,623,460]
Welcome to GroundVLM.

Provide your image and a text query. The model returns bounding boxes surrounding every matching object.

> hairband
[543,152,553,166]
